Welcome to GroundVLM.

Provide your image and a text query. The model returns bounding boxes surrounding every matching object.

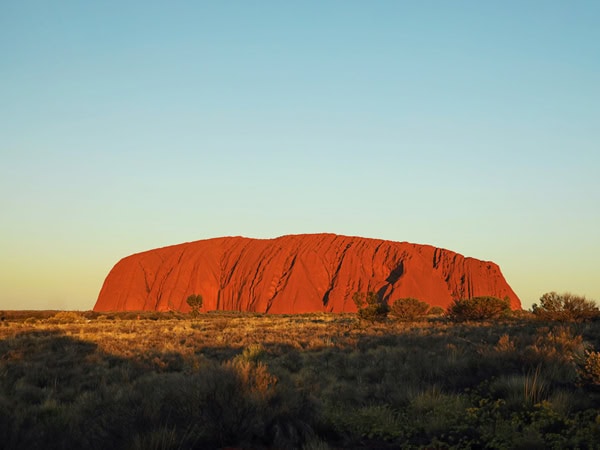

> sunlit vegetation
[532,291,599,322]
[0,305,599,449]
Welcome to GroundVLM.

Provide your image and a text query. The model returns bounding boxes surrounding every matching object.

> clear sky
[1,1,599,311]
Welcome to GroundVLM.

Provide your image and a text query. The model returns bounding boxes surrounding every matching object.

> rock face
[94,234,521,313]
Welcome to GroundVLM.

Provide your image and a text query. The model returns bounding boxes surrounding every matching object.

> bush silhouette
[390,298,430,320]
[353,291,389,322]
[532,292,599,322]
[186,294,203,316]
[447,296,510,321]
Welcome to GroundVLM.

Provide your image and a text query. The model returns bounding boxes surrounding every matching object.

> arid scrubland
[1,311,599,449]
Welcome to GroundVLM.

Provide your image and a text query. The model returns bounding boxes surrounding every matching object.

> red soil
[94,234,521,313]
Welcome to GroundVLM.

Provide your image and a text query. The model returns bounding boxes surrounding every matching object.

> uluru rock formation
[94,234,521,313]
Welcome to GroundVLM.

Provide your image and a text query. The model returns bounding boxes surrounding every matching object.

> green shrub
[352,292,389,322]
[325,403,405,441]
[532,292,599,322]
[390,298,430,320]
[447,296,510,321]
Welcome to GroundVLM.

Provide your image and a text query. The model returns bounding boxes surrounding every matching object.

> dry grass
[1,311,599,449]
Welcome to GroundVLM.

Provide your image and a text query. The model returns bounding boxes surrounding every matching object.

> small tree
[532,292,598,322]
[447,296,510,321]
[390,298,430,320]
[186,294,203,316]
[353,291,389,322]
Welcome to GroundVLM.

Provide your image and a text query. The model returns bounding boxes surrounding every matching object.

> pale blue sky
[1,1,599,310]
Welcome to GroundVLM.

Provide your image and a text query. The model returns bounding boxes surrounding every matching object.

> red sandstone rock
[94,234,521,313]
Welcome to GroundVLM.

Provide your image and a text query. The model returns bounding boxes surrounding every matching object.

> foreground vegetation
[1,309,599,449]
